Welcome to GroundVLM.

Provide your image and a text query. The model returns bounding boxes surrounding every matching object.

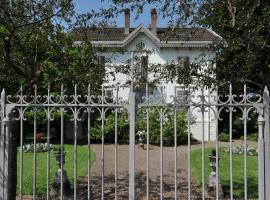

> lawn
[17,144,96,195]
[191,148,258,198]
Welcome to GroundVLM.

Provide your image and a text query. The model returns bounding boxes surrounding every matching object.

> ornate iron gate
[0,83,269,200]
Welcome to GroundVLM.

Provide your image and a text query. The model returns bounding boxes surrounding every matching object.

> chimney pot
[124,9,130,34]
[151,8,157,34]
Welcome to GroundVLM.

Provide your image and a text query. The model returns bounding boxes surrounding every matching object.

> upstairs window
[176,88,188,104]
[178,56,190,69]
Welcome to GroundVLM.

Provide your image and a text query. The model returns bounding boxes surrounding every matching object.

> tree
[0,0,104,94]
[0,1,106,198]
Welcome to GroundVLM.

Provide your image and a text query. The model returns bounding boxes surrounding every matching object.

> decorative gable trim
[77,25,220,48]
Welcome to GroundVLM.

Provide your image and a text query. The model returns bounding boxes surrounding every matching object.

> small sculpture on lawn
[50,147,70,198]
[206,149,224,198]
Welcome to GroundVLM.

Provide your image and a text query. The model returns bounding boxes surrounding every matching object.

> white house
[73,9,222,141]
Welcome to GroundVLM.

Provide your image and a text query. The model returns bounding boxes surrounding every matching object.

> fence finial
[264,86,269,95]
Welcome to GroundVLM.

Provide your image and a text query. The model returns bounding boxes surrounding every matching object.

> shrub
[136,109,193,146]
[247,133,258,141]
[240,133,258,141]
[219,132,229,142]
[90,109,193,146]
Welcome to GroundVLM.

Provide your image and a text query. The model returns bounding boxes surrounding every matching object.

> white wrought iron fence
[0,83,269,200]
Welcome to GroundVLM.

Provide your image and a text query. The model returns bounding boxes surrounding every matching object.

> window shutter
[97,56,105,78]
[141,55,148,82]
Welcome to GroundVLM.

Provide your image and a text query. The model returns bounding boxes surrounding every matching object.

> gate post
[263,87,270,200]
[129,52,136,200]
[0,89,15,200]
[0,89,9,200]
[258,107,265,200]
[0,89,6,200]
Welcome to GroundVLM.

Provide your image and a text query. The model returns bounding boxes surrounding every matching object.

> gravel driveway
[28,140,256,200]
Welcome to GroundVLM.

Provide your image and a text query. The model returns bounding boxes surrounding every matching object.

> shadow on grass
[222,177,258,199]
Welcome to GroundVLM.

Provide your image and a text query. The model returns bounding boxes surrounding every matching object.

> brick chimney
[124,9,130,34]
[151,8,157,34]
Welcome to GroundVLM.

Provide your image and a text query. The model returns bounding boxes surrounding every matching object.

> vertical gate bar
[160,87,164,200]
[115,86,119,200]
[215,98,219,200]
[19,86,23,200]
[60,85,64,200]
[243,85,247,200]
[46,86,51,200]
[87,85,91,200]
[229,84,233,200]
[263,86,269,200]
[208,91,211,142]
[258,111,265,200]
[101,85,105,200]
[0,89,5,200]
[33,86,37,200]
[146,84,149,200]
[129,52,136,200]
[174,106,177,199]
[114,108,118,200]
[187,86,191,200]
[201,88,205,200]
[74,85,78,200]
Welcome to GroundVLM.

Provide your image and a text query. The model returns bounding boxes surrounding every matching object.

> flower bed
[17,143,56,153]
[225,145,258,156]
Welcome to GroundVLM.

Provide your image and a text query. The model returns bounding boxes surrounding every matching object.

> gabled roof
[72,24,222,48]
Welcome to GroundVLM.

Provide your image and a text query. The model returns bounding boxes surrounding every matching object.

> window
[178,56,190,68]
[105,89,113,98]
[176,89,188,104]
[97,56,105,78]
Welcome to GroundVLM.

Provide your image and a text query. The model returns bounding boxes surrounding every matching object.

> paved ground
[24,140,257,199]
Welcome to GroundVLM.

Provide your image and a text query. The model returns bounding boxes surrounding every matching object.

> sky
[74,0,169,27]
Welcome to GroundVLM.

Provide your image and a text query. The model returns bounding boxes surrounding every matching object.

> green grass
[191,148,258,198]
[17,144,95,195]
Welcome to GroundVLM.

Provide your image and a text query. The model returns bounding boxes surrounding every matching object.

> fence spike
[264,86,269,95]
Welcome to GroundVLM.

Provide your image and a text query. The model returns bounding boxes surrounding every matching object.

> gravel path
[27,140,257,200]
[69,140,256,199]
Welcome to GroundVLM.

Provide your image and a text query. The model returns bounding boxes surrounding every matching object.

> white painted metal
[0,82,268,200]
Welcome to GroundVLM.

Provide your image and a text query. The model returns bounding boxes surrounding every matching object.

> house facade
[73,9,222,141]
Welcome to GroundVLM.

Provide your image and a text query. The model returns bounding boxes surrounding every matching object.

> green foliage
[0,0,104,94]
[219,132,230,142]
[136,109,192,146]
[90,112,129,143]
[240,133,258,142]
[89,109,192,146]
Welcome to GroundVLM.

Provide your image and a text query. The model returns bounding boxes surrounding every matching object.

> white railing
[0,84,268,200]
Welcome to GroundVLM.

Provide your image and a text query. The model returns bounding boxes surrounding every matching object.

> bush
[240,133,258,141]
[90,109,193,146]
[136,109,193,146]
[90,112,129,144]
[219,132,229,142]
